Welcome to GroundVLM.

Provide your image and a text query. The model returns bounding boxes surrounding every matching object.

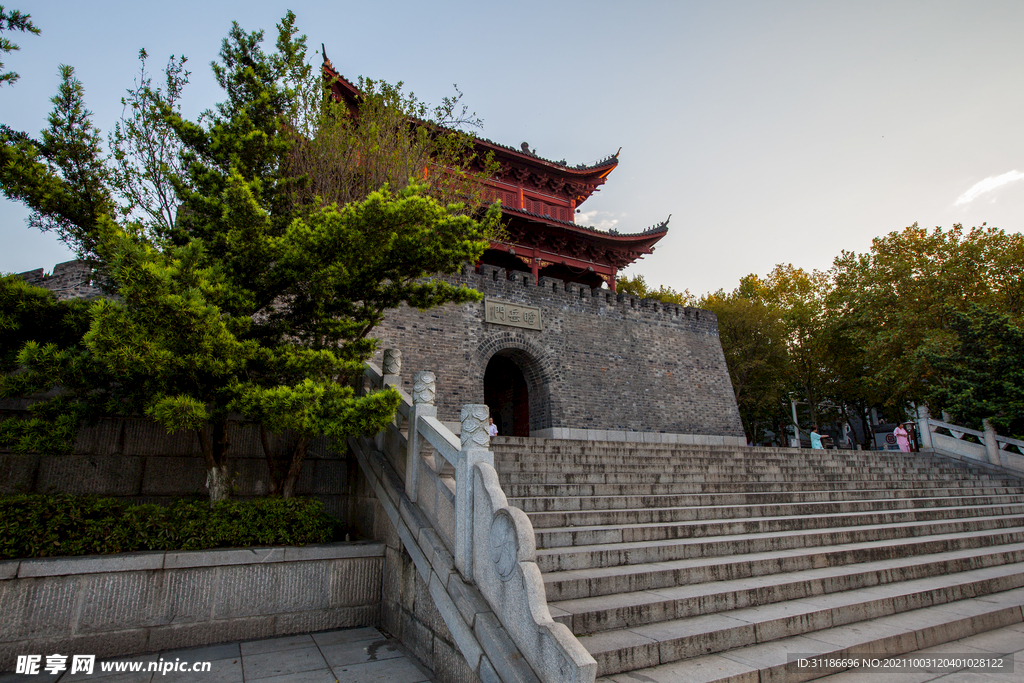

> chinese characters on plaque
[484,299,542,331]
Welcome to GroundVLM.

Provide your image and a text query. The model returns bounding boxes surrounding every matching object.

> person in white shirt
[488,417,498,438]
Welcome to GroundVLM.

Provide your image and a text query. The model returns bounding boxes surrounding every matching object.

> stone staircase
[491,437,1024,682]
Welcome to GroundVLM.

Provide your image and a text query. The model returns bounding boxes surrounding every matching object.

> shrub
[0,494,335,560]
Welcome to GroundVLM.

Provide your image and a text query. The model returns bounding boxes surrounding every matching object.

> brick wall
[16,260,103,300]
[373,264,745,438]
[0,410,359,520]
[12,259,745,438]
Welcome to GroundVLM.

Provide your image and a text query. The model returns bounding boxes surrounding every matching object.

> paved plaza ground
[3,621,1021,682]
[1,627,434,683]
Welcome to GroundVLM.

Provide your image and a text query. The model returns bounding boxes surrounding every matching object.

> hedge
[0,493,336,560]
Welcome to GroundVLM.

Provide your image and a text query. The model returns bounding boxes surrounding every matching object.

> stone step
[494,453,968,466]
[509,485,1024,512]
[490,437,1024,681]
[525,493,1024,528]
[503,478,1023,498]
[533,505,1024,549]
[498,468,997,485]
[550,543,1024,634]
[578,565,1024,676]
[543,527,1024,601]
[593,586,1024,682]
[492,442,981,466]
[536,518,1024,572]
[494,455,977,469]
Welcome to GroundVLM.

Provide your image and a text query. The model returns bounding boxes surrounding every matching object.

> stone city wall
[16,260,104,300]
[373,264,745,440]
[0,409,358,520]
[0,542,384,671]
[13,259,745,440]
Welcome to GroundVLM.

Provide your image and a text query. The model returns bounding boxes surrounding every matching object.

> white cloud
[575,210,621,232]
[955,170,1024,205]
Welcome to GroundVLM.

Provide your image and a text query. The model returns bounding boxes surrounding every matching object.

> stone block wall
[16,260,103,300]
[0,542,384,670]
[12,259,744,439]
[0,409,359,520]
[373,264,744,438]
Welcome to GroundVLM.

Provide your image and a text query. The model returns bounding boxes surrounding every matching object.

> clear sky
[2,0,1022,296]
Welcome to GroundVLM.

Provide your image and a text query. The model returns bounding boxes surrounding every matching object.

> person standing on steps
[894,422,911,452]
[488,417,498,438]
[810,425,824,449]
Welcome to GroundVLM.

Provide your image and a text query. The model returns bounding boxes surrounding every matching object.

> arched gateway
[484,354,529,436]
[481,346,549,437]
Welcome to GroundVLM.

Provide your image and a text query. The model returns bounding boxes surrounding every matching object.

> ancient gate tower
[324,54,744,444]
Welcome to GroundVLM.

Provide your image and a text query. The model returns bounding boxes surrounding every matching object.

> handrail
[418,415,461,468]
[924,417,1024,449]
[352,351,597,683]
[924,418,984,439]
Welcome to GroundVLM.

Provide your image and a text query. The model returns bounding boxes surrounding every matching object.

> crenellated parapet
[373,262,744,439]
[14,260,103,300]
[465,263,719,333]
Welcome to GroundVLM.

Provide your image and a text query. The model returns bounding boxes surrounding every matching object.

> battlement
[15,260,103,300]
[464,263,718,332]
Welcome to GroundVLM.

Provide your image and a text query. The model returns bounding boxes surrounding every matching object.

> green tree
[699,282,790,444]
[923,305,1024,439]
[0,275,114,455]
[828,223,1024,416]
[0,6,39,87]
[0,64,114,260]
[1,12,497,502]
[616,273,694,305]
[109,49,190,240]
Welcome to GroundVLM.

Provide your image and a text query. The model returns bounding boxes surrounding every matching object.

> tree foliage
[699,283,789,444]
[0,12,497,501]
[624,223,1024,445]
[0,5,39,87]
[923,305,1024,438]
[616,273,694,305]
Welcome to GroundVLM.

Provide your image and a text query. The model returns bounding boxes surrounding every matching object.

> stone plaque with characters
[484,299,542,330]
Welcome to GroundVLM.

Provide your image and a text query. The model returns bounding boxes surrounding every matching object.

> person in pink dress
[894,423,911,452]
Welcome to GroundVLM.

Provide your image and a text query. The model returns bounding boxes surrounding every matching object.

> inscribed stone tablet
[484,299,542,330]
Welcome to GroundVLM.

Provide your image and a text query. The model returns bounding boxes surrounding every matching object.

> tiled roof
[320,53,619,175]
[477,138,620,172]
[504,206,669,240]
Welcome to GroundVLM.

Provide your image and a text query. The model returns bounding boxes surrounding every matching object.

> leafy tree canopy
[0,5,39,87]
[621,223,1024,445]
[923,305,1024,438]
[0,12,498,501]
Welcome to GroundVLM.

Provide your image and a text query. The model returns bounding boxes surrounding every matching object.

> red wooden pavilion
[323,53,668,292]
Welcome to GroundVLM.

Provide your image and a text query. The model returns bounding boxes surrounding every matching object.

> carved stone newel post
[982,418,1001,467]
[406,371,436,503]
[375,349,403,452]
[456,404,495,580]
[382,349,402,386]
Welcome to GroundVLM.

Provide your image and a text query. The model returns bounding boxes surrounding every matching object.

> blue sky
[2,0,1022,295]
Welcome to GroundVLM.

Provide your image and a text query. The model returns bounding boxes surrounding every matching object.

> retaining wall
[0,408,358,519]
[0,542,384,671]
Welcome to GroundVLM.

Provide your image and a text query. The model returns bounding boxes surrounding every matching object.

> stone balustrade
[916,407,1024,476]
[351,350,597,683]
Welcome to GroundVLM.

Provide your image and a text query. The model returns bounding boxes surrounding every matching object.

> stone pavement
[817,621,1023,682]
[0,627,434,683]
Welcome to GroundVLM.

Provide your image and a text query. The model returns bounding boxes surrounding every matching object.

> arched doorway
[484,354,530,437]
